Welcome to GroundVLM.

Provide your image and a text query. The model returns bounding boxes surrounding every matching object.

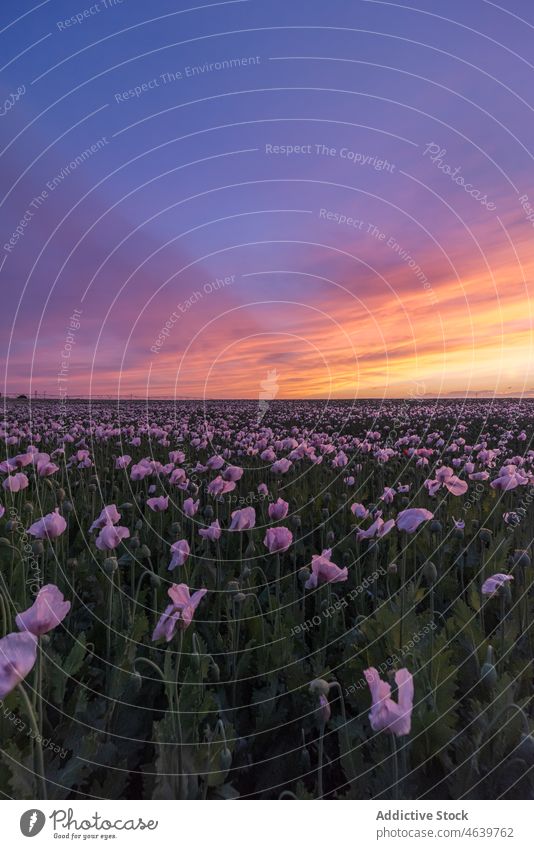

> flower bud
[88,483,97,493]
[0,537,12,547]
[170,522,181,537]
[203,505,214,521]
[326,530,335,546]
[290,514,302,531]
[150,573,161,588]
[479,527,493,545]
[388,562,398,574]
[23,501,34,514]
[226,580,240,594]
[67,557,78,569]
[139,544,151,559]
[233,592,246,605]
[298,567,310,585]
[57,488,66,502]
[309,678,330,698]
[31,540,44,556]
[135,519,144,532]
[62,500,74,514]
[429,519,442,534]
[104,557,118,575]
[129,535,140,550]
[119,502,134,511]
[244,540,256,557]
[400,496,410,508]
[513,550,531,569]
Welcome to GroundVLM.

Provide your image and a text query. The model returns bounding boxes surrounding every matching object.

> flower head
[364,667,414,736]
[152,584,207,641]
[16,584,70,636]
[264,526,293,553]
[305,549,348,589]
[28,509,67,540]
[0,632,38,699]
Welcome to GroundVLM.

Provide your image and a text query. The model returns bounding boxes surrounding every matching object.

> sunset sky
[1,0,533,399]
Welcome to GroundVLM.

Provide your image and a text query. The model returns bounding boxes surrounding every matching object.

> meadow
[0,398,533,800]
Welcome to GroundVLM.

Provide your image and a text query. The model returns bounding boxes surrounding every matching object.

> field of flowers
[0,398,533,800]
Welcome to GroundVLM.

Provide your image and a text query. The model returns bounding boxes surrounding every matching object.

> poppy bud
[43,479,54,490]
[129,535,140,550]
[233,592,246,605]
[290,514,302,531]
[0,537,12,547]
[429,519,442,534]
[203,505,214,520]
[23,501,34,514]
[479,527,493,545]
[423,561,437,584]
[104,557,118,575]
[388,562,398,574]
[298,567,311,585]
[322,493,332,506]
[150,573,161,588]
[139,544,151,559]
[31,540,44,556]
[88,483,97,493]
[135,519,143,531]
[5,521,17,533]
[400,496,409,508]
[170,522,181,536]
[326,530,335,546]
[245,540,256,557]
[57,488,66,502]
[471,519,480,531]
[309,678,330,698]
[119,502,134,511]
[226,580,240,594]
[513,550,530,569]
[480,645,497,689]
[67,558,78,569]
[62,500,74,514]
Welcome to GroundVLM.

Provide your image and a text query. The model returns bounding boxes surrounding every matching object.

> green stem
[17,683,47,800]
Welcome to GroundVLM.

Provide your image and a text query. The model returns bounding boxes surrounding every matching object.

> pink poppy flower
[2,473,29,493]
[152,584,207,641]
[89,504,121,532]
[271,458,292,474]
[16,584,70,636]
[183,497,199,518]
[481,573,514,596]
[115,455,132,470]
[305,549,348,589]
[396,508,433,533]
[356,516,395,541]
[206,455,225,470]
[130,463,151,481]
[168,539,190,571]
[27,508,67,540]
[0,632,38,698]
[264,526,293,553]
[222,465,243,482]
[351,503,369,519]
[490,465,528,491]
[229,506,256,531]
[257,483,269,496]
[469,471,489,481]
[146,495,169,512]
[199,520,221,541]
[260,448,277,462]
[364,667,414,736]
[207,476,236,496]
[0,504,4,519]
[425,466,468,496]
[268,498,289,521]
[380,487,396,504]
[95,525,130,551]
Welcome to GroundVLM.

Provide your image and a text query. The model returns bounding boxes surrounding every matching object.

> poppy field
[1,397,533,800]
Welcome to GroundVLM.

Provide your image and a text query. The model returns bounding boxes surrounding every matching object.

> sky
[1,0,533,399]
